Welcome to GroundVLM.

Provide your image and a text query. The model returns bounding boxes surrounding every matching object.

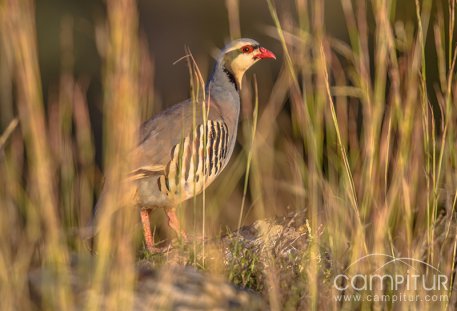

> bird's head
[218,38,276,89]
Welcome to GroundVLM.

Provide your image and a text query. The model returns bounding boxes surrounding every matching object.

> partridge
[104,38,275,252]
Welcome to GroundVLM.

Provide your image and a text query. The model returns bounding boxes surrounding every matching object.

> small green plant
[1,0,457,310]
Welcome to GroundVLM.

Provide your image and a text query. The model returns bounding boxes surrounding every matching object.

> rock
[29,260,266,311]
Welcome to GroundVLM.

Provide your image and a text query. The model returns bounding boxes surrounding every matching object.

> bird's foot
[145,245,163,253]
[178,229,188,242]
[144,244,171,254]
[166,209,187,241]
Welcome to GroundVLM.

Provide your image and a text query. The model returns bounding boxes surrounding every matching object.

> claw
[166,209,187,241]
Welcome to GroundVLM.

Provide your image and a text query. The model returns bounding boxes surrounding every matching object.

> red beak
[256,47,276,60]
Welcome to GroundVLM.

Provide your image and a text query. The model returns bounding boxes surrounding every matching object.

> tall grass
[1,0,457,310]
[259,0,457,309]
[1,1,72,309]
[85,0,140,310]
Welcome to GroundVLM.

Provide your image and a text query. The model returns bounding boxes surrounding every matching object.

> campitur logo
[333,254,449,303]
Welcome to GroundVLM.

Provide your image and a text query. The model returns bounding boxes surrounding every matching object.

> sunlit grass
[1,0,457,310]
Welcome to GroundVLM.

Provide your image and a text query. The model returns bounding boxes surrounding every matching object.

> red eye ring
[241,45,254,53]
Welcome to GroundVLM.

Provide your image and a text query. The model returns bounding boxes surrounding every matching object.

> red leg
[166,209,187,240]
[140,209,159,252]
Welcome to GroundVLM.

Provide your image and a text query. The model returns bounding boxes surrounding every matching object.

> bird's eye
[241,45,253,53]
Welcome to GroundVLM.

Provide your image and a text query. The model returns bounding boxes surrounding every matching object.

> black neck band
[223,67,238,91]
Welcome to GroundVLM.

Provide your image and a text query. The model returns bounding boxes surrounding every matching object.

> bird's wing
[129,97,224,181]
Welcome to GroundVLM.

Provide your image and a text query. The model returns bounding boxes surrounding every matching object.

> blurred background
[1,0,457,309]
[33,0,443,114]
[18,0,451,227]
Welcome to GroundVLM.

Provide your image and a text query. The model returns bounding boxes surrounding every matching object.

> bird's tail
[77,179,138,241]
